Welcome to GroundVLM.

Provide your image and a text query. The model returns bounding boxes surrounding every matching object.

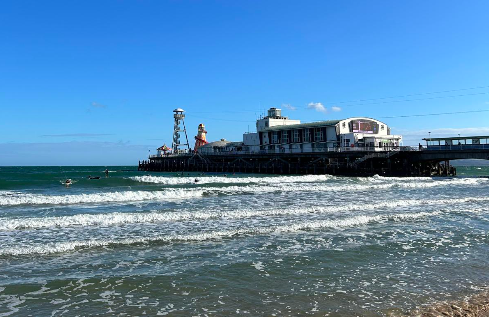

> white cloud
[307,102,326,113]
[331,106,341,112]
[283,104,296,111]
[92,102,107,108]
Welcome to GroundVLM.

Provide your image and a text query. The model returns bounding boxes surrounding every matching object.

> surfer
[194,178,200,183]
[65,179,72,186]
[105,169,109,177]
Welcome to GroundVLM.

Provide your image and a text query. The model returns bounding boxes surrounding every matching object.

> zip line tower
[172,108,190,154]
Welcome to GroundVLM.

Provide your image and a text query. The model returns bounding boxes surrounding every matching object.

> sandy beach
[412,291,489,317]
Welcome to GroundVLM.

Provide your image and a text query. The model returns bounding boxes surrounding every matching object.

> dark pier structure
[139,136,489,177]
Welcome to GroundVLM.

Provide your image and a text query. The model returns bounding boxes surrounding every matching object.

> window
[315,128,323,142]
[282,131,289,144]
[272,132,278,144]
[303,129,310,142]
[342,122,346,128]
[293,130,300,143]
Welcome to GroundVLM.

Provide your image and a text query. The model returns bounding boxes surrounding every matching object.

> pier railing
[147,145,421,158]
[424,144,489,151]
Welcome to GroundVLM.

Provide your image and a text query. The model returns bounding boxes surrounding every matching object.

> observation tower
[171,108,190,153]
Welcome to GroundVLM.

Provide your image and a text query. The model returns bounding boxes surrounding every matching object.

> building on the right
[242,108,402,154]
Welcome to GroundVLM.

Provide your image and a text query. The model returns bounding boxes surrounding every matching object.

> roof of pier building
[423,136,489,141]
[263,120,342,132]
[262,117,389,132]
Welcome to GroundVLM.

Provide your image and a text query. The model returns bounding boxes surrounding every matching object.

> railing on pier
[147,145,422,159]
[424,144,489,151]
[146,145,436,161]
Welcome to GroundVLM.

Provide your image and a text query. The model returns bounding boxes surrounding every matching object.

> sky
[1,0,489,165]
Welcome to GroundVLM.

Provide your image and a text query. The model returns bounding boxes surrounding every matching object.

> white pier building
[199,107,402,155]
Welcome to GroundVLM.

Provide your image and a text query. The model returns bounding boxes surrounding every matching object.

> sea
[0,166,488,316]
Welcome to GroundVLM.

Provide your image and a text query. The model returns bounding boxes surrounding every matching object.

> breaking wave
[131,174,488,191]
[0,211,436,256]
[0,189,203,206]
[4,195,487,231]
[1,176,487,207]
[130,174,335,185]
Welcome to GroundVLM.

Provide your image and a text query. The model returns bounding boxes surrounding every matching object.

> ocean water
[0,166,488,316]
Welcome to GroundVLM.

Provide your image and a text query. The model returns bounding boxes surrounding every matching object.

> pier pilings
[138,152,458,177]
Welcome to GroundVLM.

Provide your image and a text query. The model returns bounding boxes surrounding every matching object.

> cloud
[283,104,296,111]
[307,102,327,113]
[92,102,107,108]
[42,133,114,138]
[331,106,342,112]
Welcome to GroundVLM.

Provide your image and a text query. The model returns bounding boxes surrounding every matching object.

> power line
[186,84,489,116]
[185,113,255,123]
[179,84,489,122]
[323,84,489,105]
[300,91,489,109]
[380,108,489,119]
[338,92,489,108]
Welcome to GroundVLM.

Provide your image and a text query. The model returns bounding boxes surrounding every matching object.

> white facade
[242,133,260,153]
[199,108,402,155]
[256,112,402,154]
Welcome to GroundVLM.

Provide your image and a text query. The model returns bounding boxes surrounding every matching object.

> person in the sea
[105,169,109,177]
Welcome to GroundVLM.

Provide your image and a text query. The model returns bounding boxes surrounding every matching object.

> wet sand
[412,291,489,317]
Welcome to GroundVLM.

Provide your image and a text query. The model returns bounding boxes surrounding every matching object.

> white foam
[1,196,486,231]
[130,174,334,185]
[200,177,488,195]
[2,175,485,207]
[0,211,438,256]
[0,189,203,206]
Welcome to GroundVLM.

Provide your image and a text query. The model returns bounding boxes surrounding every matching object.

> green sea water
[1,166,489,316]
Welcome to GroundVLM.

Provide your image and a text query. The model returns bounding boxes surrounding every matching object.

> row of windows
[268,128,330,144]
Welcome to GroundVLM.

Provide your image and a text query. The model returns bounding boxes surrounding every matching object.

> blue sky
[1,0,489,165]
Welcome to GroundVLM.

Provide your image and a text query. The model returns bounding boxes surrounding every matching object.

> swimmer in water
[65,179,72,186]
[194,178,199,183]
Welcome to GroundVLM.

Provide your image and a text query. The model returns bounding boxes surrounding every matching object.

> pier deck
[138,146,489,177]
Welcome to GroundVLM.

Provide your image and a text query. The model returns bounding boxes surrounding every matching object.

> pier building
[197,107,402,155]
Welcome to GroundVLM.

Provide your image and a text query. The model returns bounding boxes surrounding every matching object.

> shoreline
[410,290,489,317]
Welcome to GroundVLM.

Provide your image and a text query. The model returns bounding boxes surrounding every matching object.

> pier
[139,136,489,177]
[139,107,489,177]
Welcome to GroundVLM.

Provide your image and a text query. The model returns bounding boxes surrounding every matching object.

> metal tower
[171,108,190,153]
